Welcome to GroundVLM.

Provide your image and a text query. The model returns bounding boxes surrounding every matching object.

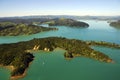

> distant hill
[0,18,49,24]
[0,22,56,36]
[0,15,120,22]
[110,20,120,28]
[45,18,89,27]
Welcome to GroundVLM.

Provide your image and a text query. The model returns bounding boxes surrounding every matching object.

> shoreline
[0,65,15,79]
[10,70,26,80]
[10,48,65,80]
[0,65,15,71]
[10,61,33,80]
[0,60,33,80]
[10,48,62,80]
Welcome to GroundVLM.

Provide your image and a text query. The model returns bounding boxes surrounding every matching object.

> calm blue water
[0,20,120,80]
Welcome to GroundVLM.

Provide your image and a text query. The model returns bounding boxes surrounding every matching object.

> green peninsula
[0,18,89,36]
[43,18,89,27]
[0,22,57,36]
[110,20,120,28]
[0,37,120,79]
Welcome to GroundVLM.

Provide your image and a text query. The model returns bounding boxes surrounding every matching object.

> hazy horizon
[0,15,120,18]
[0,0,120,17]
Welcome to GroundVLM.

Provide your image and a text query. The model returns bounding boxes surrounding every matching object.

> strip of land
[42,18,89,27]
[0,37,120,79]
[0,22,57,36]
[110,20,120,29]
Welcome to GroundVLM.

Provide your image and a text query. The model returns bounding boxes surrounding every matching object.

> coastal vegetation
[110,20,120,28]
[0,22,57,36]
[0,37,120,79]
[0,18,89,36]
[42,18,89,27]
[86,41,120,49]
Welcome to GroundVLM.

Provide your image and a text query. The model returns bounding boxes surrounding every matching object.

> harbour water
[0,20,120,80]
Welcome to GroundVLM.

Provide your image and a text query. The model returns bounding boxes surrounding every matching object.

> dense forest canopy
[44,18,89,27]
[0,22,57,36]
[0,37,120,78]
[0,18,89,36]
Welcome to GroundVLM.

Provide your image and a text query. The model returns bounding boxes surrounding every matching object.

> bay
[0,20,120,80]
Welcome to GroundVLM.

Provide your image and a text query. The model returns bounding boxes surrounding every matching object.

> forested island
[0,18,89,36]
[0,37,120,79]
[43,18,89,27]
[0,22,57,36]
[110,20,120,28]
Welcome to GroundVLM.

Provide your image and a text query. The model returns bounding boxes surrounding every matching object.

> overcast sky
[0,0,120,17]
